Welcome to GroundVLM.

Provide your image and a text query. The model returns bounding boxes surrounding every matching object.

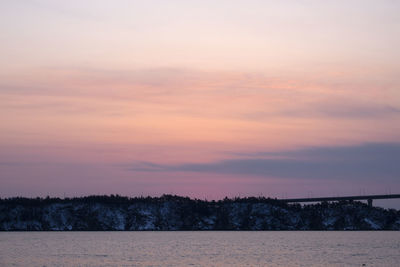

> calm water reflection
[1,231,399,266]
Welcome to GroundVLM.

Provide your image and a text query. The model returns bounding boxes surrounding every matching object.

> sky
[1,0,400,207]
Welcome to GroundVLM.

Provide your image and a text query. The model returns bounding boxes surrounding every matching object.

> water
[0,232,399,266]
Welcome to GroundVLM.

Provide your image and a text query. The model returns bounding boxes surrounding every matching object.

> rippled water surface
[1,231,399,266]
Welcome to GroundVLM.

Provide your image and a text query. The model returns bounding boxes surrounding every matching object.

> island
[1,195,399,231]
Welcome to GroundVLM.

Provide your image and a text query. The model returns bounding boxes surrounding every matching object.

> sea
[0,231,399,266]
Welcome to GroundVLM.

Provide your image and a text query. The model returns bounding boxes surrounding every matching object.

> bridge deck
[280,194,400,203]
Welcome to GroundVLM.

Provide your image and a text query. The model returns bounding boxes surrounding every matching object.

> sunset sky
[1,1,399,207]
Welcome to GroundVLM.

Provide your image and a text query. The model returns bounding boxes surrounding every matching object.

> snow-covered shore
[1,195,399,230]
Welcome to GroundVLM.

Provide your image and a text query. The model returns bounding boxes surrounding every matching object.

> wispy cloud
[3,67,399,120]
[243,99,400,120]
[290,100,400,119]
[130,143,400,182]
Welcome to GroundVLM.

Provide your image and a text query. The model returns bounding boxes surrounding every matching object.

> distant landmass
[1,195,399,231]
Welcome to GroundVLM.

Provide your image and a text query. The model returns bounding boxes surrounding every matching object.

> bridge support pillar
[367,198,373,207]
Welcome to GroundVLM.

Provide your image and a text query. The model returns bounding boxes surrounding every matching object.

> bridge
[280,194,400,207]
